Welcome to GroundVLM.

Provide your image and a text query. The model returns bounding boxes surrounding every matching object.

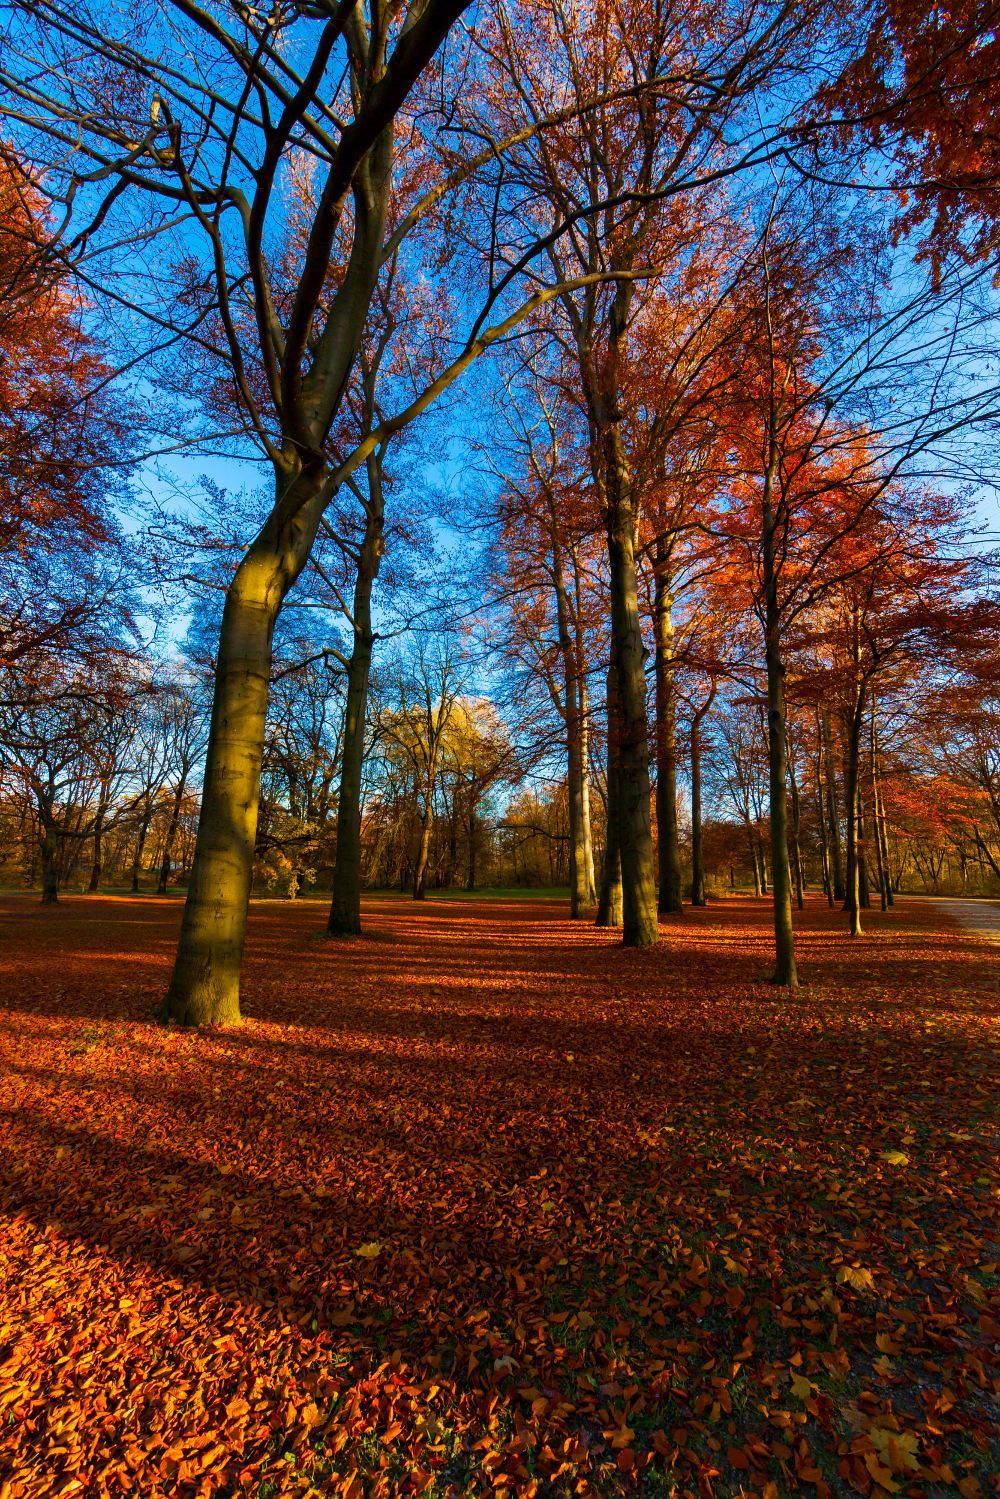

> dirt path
[912,893,1000,943]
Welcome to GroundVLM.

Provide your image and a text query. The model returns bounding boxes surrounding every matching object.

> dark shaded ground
[0,893,996,1498]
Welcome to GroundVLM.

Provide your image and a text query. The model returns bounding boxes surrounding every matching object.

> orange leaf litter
[0,894,996,1497]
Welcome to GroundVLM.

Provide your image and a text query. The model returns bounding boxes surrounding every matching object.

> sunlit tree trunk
[39,811,58,904]
[413,786,435,900]
[603,426,657,947]
[576,589,597,904]
[131,806,153,893]
[580,728,596,903]
[870,714,891,912]
[166,467,325,1024]
[553,543,593,917]
[750,840,763,896]
[158,779,188,894]
[815,741,834,907]
[87,812,104,893]
[843,667,865,937]
[788,760,805,911]
[689,714,706,906]
[822,713,845,902]
[761,480,797,987]
[653,538,682,916]
[596,655,623,928]
[857,791,871,909]
[328,501,383,936]
[874,764,895,907]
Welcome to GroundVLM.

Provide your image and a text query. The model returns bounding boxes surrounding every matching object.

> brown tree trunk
[871,717,894,910]
[822,713,845,902]
[166,465,325,1024]
[603,426,657,947]
[690,715,706,906]
[39,818,58,904]
[761,489,797,987]
[131,807,153,893]
[750,837,763,896]
[857,791,871,909]
[88,808,105,892]
[843,689,865,937]
[788,761,805,911]
[554,546,593,918]
[328,506,382,936]
[596,656,623,928]
[815,742,834,908]
[576,573,597,904]
[413,786,435,900]
[158,777,187,894]
[653,538,682,916]
[689,689,715,907]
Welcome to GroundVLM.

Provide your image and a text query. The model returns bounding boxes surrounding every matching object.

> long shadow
[2,1010,994,1334]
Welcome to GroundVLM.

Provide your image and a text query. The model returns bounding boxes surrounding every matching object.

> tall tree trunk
[131,807,153,893]
[822,713,845,902]
[843,690,865,937]
[876,781,895,906]
[39,815,58,904]
[761,494,797,987]
[328,461,384,934]
[871,785,889,912]
[749,835,763,896]
[158,776,188,894]
[857,791,871,909]
[870,718,889,912]
[88,807,105,892]
[166,469,324,1024]
[447,788,459,887]
[788,762,805,911]
[578,654,597,903]
[327,632,374,932]
[689,698,713,906]
[653,538,682,916]
[596,656,623,928]
[871,717,894,909]
[815,743,834,908]
[467,805,477,890]
[603,428,657,947]
[554,548,592,918]
[413,785,434,900]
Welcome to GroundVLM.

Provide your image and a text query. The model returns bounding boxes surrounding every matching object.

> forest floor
[0,893,996,1499]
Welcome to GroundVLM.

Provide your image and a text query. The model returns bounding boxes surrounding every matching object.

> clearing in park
[0,893,996,1497]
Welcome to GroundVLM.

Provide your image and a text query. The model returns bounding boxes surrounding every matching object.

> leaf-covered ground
[0,893,996,1499]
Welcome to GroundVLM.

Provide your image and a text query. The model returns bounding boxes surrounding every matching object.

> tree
[487,349,603,917]
[830,1,1000,269]
[0,0,479,1019]
[375,639,465,900]
[0,148,135,673]
[0,661,143,901]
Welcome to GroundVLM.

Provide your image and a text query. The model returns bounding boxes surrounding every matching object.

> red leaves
[0,891,996,1495]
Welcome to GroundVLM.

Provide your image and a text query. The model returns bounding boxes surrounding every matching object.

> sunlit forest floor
[0,894,996,1498]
